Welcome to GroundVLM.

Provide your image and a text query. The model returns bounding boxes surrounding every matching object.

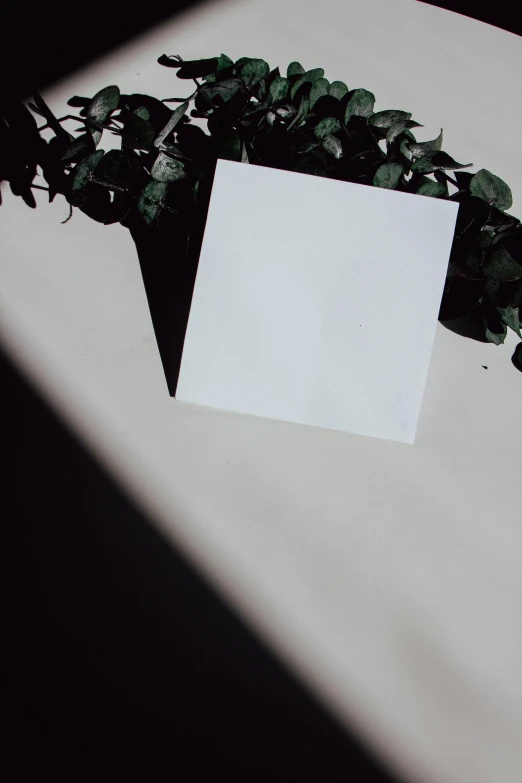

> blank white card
[176,160,458,443]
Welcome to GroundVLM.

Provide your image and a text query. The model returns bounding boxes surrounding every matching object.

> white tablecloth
[1,2,521,781]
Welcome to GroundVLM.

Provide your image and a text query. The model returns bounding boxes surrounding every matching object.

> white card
[176,160,458,443]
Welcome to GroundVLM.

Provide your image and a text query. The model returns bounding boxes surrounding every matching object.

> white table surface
[1,1,521,781]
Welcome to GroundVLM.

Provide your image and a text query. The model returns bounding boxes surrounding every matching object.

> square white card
[176,160,458,443]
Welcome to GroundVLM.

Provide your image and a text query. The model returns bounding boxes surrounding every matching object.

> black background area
[2,349,399,782]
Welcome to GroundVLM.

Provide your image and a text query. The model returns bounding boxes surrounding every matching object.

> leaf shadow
[127,167,215,396]
[511,343,522,372]
[439,308,488,343]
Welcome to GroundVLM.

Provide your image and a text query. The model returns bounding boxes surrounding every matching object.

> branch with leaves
[0,53,521,359]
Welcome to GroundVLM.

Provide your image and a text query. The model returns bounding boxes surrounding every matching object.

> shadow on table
[420,1,522,37]
[439,308,488,343]
[2,348,402,782]
[127,165,216,398]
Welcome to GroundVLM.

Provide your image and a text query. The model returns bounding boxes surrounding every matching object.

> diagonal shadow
[2,348,402,782]
[419,1,522,36]
[0,0,211,102]
[127,164,216,397]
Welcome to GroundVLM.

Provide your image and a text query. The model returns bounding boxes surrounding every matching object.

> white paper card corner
[176,160,458,443]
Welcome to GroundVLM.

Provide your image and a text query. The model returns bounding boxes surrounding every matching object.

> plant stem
[61,203,73,223]
[162,90,198,103]
[90,176,127,193]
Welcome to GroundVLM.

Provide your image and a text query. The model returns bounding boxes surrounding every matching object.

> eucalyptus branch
[0,52,518,356]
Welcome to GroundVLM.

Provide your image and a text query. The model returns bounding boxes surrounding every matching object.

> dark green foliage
[328,81,348,100]
[470,168,513,211]
[345,89,375,121]
[1,53,520,356]
[268,77,289,104]
[374,163,403,189]
[86,86,120,127]
[416,181,447,198]
[138,180,168,225]
[314,117,340,140]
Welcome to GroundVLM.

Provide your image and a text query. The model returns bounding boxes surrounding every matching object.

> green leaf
[303,68,325,82]
[498,305,521,336]
[373,163,403,189]
[470,168,513,211]
[198,78,245,107]
[268,76,289,104]
[369,110,412,128]
[399,131,417,160]
[154,101,188,148]
[134,106,151,121]
[328,81,348,100]
[234,57,252,69]
[411,151,470,174]
[72,151,104,192]
[430,151,472,171]
[411,157,436,174]
[290,78,309,101]
[485,322,507,345]
[416,181,447,198]
[86,86,120,126]
[252,78,268,102]
[483,246,522,282]
[408,129,443,159]
[88,128,103,147]
[287,61,305,77]
[138,180,168,225]
[386,120,411,146]
[287,96,310,131]
[309,78,330,107]
[94,149,142,191]
[239,59,270,88]
[344,89,375,122]
[314,117,340,140]
[482,302,508,345]
[290,68,325,99]
[151,152,185,183]
[217,53,234,71]
[321,135,343,158]
[177,58,218,79]
[60,133,95,162]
